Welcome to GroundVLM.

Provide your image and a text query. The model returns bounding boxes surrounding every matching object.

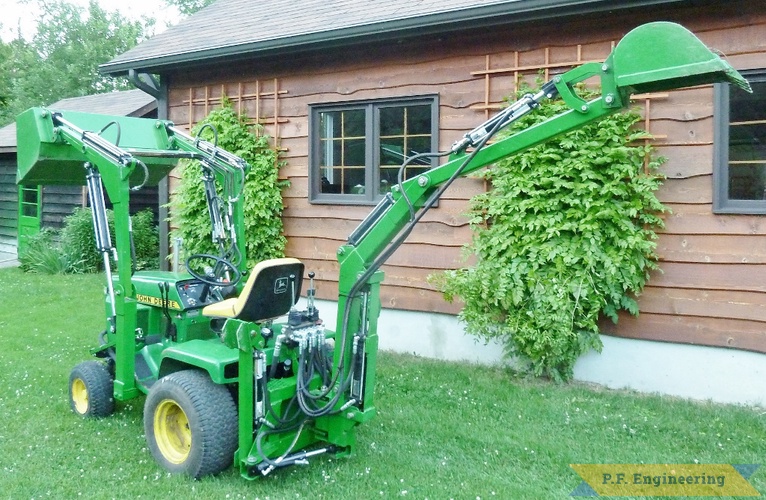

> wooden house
[0,90,158,254]
[100,0,766,375]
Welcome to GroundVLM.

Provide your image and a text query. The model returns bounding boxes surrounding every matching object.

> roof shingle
[0,89,156,151]
[101,0,685,75]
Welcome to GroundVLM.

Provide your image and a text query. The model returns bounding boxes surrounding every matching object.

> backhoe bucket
[608,22,751,94]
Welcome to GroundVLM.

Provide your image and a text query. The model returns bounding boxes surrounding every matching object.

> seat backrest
[235,258,304,322]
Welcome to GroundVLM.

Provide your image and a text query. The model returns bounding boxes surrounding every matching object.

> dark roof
[0,89,156,152]
[101,0,687,75]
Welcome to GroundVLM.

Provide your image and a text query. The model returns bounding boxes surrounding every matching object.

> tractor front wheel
[68,361,115,418]
[144,370,237,478]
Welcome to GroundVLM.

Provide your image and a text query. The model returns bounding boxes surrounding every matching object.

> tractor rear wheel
[68,361,115,418]
[144,369,237,478]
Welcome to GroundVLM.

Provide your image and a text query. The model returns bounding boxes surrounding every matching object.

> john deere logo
[274,277,288,294]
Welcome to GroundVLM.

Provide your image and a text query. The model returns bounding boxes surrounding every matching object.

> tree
[0,41,11,113]
[163,0,216,16]
[0,0,152,126]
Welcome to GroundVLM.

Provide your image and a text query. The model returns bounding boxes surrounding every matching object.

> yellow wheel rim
[71,378,89,414]
[154,399,191,464]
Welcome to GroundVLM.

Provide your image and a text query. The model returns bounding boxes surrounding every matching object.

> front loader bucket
[16,108,177,186]
[608,21,751,94]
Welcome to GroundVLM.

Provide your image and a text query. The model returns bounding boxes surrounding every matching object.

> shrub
[128,209,160,271]
[37,207,160,274]
[60,207,103,273]
[18,228,80,274]
[433,87,667,381]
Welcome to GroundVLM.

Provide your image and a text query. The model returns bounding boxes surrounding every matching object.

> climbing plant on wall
[434,87,667,381]
[170,98,287,269]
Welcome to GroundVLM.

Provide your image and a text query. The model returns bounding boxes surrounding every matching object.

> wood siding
[165,1,766,353]
[0,155,17,252]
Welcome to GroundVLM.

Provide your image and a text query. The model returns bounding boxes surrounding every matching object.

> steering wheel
[185,253,242,287]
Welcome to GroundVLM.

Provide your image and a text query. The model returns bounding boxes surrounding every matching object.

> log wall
[164,1,766,353]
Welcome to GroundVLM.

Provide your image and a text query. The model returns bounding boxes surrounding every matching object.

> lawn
[0,267,763,498]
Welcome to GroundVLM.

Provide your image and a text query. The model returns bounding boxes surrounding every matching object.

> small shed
[0,89,158,254]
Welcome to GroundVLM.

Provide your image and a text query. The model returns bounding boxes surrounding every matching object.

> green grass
[0,267,764,498]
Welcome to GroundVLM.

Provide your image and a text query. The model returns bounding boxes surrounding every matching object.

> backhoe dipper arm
[330,22,750,411]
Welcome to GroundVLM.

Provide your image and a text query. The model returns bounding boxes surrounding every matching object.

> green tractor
[16,22,750,480]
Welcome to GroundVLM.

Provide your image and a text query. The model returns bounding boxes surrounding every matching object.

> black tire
[144,369,238,478]
[69,361,115,418]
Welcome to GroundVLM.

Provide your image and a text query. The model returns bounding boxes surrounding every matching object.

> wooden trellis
[471,43,668,172]
[181,79,289,151]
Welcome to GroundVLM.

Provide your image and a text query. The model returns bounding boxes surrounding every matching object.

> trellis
[181,79,289,151]
[470,44,668,172]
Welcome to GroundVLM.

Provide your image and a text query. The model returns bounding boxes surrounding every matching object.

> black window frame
[309,95,439,205]
[713,69,766,214]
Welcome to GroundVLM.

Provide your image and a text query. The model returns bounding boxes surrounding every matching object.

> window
[714,71,766,213]
[309,96,438,204]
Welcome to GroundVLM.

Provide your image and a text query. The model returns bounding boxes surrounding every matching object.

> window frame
[713,69,766,214]
[309,95,439,205]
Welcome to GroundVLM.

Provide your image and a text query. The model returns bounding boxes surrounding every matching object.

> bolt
[602,64,609,72]
[605,95,614,104]
[418,175,429,187]
[347,412,355,419]
[581,105,588,112]
[554,76,561,83]
[337,247,345,256]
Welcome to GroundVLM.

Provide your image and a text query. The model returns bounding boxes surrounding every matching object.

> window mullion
[367,103,377,202]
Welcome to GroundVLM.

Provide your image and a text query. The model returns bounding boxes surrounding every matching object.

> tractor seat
[202,257,304,323]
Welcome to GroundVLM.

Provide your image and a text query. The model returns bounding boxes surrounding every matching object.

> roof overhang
[101,0,690,76]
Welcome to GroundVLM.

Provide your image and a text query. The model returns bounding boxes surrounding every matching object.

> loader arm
[331,22,751,408]
[16,111,250,398]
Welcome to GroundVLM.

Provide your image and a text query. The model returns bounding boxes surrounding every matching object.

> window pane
[380,138,405,166]
[345,138,366,166]
[319,111,342,139]
[320,167,341,193]
[380,107,405,136]
[320,139,341,167]
[406,104,431,135]
[729,165,766,200]
[408,136,432,160]
[728,79,766,201]
[345,167,366,194]
[22,204,37,217]
[22,187,38,204]
[344,109,365,137]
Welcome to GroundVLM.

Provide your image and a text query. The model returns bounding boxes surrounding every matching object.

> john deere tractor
[16,22,749,479]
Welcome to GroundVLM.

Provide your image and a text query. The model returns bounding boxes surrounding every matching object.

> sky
[0,0,181,42]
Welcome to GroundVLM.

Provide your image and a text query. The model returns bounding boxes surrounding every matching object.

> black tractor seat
[201,258,304,323]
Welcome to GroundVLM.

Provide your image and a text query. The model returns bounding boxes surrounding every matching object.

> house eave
[100,0,689,76]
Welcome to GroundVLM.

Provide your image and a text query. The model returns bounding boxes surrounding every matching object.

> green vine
[434,87,667,381]
[170,98,288,269]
